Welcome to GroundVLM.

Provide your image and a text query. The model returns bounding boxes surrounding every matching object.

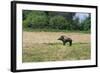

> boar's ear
[61,36,64,39]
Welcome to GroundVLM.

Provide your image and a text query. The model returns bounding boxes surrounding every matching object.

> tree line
[23,10,91,31]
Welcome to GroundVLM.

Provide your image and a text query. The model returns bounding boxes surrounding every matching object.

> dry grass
[23,32,90,48]
[22,32,90,62]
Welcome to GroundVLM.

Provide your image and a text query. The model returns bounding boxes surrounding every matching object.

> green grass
[22,42,91,62]
[23,28,90,33]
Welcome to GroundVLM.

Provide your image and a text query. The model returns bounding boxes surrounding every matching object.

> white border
[16,3,96,70]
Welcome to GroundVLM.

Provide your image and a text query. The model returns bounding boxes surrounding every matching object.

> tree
[49,16,68,29]
[72,17,81,30]
[22,10,48,28]
[81,15,91,31]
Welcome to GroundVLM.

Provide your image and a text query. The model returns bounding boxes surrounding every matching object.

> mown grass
[22,42,90,62]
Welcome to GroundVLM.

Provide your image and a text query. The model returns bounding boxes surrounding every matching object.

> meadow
[22,32,91,62]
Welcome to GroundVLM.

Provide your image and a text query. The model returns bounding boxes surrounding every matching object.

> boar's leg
[69,40,72,46]
[63,41,66,45]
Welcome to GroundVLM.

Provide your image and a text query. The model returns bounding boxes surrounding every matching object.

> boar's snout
[57,36,63,40]
[57,38,60,40]
[58,36,64,40]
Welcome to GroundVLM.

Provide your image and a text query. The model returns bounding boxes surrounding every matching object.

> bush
[23,11,48,28]
[49,16,68,29]
[23,14,48,28]
[23,19,30,28]
[31,15,48,28]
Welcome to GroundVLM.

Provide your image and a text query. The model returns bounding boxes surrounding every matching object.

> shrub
[49,16,68,29]
[31,15,48,28]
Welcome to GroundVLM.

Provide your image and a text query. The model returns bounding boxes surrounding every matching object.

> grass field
[22,32,91,62]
